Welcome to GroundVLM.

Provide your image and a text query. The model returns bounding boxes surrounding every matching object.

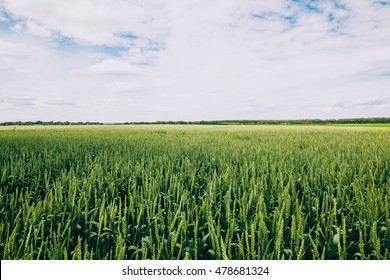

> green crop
[0,125,389,260]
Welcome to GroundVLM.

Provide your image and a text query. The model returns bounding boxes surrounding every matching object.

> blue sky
[0,0,389,122]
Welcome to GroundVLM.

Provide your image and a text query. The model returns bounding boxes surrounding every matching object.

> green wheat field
[0,125,389,260]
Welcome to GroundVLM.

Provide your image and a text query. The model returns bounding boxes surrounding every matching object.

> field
[0,125,389,260]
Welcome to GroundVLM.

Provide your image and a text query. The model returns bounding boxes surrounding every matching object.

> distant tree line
[0,121,102,126]
[1,118,390,126]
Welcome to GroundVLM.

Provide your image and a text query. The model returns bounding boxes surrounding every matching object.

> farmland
[0,125,389,260]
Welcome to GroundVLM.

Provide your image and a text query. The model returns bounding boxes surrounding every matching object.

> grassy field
[0,125,389,260]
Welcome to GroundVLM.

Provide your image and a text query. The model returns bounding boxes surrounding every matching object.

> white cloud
[0,39,41,69]
[88,59,143,75]
[1,0,167,46]
[10,22,23,32]
[1,0,390,122]
[0,4,7,21]
[26,20,51,37]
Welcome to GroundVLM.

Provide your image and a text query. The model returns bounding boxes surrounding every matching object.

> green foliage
[0,125,389,259]
[1,117,390,126]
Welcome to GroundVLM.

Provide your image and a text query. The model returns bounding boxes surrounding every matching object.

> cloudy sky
[0,0,389,122]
